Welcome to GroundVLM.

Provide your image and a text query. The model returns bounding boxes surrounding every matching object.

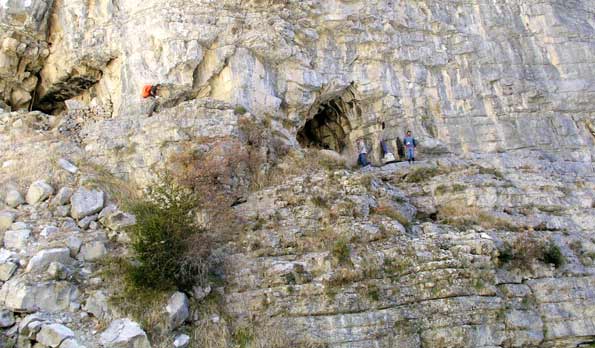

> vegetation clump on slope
[126,175,209,291]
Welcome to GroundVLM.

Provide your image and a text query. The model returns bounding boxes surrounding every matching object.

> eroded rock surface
[0,0,595,347]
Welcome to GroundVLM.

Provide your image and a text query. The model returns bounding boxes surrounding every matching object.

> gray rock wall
[2,0,594,160]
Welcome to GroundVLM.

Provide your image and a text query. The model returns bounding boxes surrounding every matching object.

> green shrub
[367,284,380,301]
[233,326,254,348]
[331,239,351,265]
[234,105,248,115]
[126,175,208,290]
[477,166,504,179]
[404,166,446,183]
[498,234,565,270]
[541,241,565,268]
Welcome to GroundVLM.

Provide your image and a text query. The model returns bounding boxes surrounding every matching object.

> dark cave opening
[297,99,352,153]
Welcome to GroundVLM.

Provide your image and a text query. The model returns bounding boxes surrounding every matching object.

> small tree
[126,175,208,290]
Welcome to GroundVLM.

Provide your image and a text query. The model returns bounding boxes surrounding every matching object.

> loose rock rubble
[0,179,150,347]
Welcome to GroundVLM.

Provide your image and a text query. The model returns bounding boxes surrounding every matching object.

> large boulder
[100,319,151,348]
[26,180,54,205]
[26,248,72,273]
[5,189,24,207]
[166,292,189,330]
[70,187,105,219]
[37,323,75,347]
[3,229,31,250]
[0,279,78,312]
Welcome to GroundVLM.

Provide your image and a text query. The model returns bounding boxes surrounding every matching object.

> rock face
[1,0,594,160]
[0,0,595,348]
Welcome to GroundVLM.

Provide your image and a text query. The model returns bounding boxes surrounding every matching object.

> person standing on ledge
[357,138,369,167]
[403,130,417,164]
[380,122,396,164]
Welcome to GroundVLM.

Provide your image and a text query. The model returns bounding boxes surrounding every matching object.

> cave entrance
[297,98,353,153]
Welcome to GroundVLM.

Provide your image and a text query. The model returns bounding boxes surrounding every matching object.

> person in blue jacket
[403,130,417,164]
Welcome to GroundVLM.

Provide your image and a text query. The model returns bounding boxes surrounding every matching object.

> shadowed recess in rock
[297,98,353,152]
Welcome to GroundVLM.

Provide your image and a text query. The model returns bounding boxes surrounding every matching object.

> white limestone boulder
[3,229,31,250]
[99,204,136,230]
[51,187,74,206]
[100,318,151,348]
[0,211,16,231]
[5,189,24,208]
[0,262,18,281]
[173,334,190,348]
[26,180,54,205]
[79,241,107,262]
[166,292,189,330]
[37,323,75,347]
[58,158,78,174]
[70,188,105,219]
[26,248,72,273]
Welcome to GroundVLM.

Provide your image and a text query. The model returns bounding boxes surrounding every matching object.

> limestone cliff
[1,0,595,347]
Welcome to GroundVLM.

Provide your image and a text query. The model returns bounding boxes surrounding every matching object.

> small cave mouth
[297,98,353,153]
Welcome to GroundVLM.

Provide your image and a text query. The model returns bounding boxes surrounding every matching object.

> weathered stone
[19,313,46,338]
[54,205,70,217]
[99,205,136,230]
[37,323,74,347]
[0,279,78,312]
[173,334,190,348]
[57,158,78,174]
[99,319,151,348]
[0,211,16,231]
[26,181,54,205]
[59,339,84,348]
[40,225,59,238]
[77,214,98,229]
[46,262,67,280]
[79,241,107,262]
[166,292,189,330]
[65,236,82,257]
[51,187,73,206]
[10,221,29,230]
[26,248,72,273]
[0,262,18,281]
[0,248,18,264]
[0,309,15,328]
[3,229,31,250]
[84,290,108,319]
[5,190,24,208]
[70,188,104,219]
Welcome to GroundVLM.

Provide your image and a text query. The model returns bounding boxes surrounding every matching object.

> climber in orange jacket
[141,84,160,116]
[141,84,159,99]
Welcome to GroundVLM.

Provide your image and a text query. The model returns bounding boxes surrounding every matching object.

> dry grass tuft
[437,202,518,231]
